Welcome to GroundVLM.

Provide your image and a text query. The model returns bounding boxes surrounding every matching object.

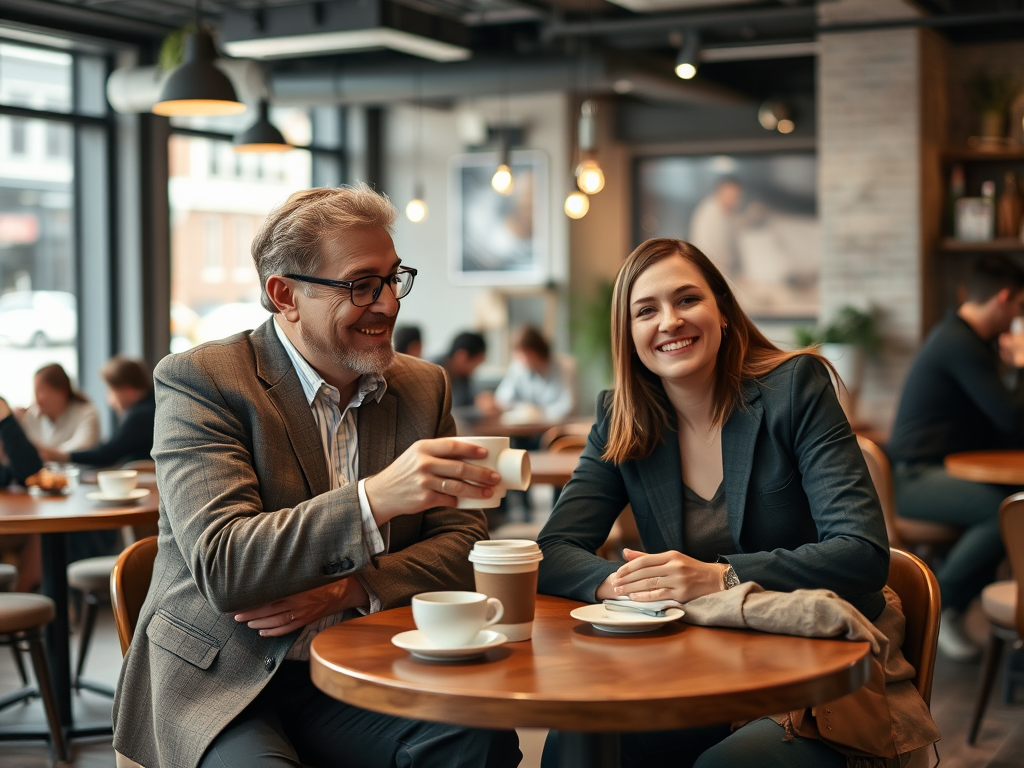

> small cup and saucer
[86,470,150,505]
[393,591,508,661]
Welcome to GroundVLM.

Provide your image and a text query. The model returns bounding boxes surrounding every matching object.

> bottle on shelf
[997,171,1022,239]
[945,164,964,236]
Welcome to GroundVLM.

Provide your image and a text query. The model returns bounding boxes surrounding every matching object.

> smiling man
[112,186,520,768]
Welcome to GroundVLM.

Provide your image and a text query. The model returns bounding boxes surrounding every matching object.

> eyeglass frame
[282,266,418,307]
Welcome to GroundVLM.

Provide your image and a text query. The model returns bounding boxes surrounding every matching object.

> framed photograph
[634,152,818,319]
[449,150,549,285]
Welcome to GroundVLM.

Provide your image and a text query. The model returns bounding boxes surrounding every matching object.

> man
[112,185,520,768]
[888,255,1024,661]
[489,326,575,422]
[434,331,487,410]
[689,176,743,277]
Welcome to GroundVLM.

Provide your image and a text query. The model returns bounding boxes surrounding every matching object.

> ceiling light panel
[221,0,471,62]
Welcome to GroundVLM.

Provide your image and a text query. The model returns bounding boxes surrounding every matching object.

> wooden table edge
[309,637,872,732]
[944,451,1024,485]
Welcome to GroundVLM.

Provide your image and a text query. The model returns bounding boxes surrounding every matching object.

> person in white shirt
[689,176,743,277]
[490,326,576,422]
[20,364,99,453]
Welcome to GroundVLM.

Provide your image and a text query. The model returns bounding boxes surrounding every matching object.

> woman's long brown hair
[603,238,832,464]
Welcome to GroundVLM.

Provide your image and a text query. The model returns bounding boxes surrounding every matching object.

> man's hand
[231,577,370,637]
[0,397,11,421]
[999,331,1024,368]
[363,438,500,525]
[38,447,69,463]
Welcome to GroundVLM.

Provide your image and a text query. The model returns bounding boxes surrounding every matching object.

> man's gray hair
[252,183,398,312]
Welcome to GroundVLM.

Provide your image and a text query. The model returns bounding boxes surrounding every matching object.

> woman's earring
[721,324,728,337]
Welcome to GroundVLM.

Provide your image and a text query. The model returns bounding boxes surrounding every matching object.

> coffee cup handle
[482,598,504,628]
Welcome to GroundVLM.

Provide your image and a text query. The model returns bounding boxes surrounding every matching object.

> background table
[0,484,159,743]
[311,595,871,767]
[527,450,578,488]
[945,450,1024,486]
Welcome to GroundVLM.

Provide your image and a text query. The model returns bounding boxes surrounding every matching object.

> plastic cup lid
[469,539,543,564]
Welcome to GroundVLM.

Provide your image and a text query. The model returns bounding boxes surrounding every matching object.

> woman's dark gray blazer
[537,355,890,620]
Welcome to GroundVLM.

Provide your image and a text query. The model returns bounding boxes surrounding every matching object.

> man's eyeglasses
[284,267,417,307]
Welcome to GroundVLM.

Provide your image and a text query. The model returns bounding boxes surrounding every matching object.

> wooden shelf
[940,238,1024,252]
[943,147,1024,162]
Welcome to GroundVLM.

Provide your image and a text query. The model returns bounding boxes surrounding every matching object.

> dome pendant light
[234,100,291,152]
[153,1,245,117]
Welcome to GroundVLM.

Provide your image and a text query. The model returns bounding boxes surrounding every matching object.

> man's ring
[289,613,295,622]
[651,576,660,590]
[441,479,452,495]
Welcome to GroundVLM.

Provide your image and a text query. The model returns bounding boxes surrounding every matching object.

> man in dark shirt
[889,255,1024,660]
[0,396,43,487]
[434,331,487,411]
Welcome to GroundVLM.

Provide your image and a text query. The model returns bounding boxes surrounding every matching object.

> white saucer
[86,489,150,505]
[570,604,685,634]
[392,629,508,660]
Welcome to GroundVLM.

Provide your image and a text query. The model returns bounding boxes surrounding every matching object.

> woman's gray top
[682,481,736,563]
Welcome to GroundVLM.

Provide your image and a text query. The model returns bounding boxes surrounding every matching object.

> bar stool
[0,593,69,761]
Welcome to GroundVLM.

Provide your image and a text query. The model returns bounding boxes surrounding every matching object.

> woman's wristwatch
[722,564,740,590]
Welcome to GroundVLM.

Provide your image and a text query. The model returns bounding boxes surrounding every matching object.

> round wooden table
[527,450,579,487]
[0,484,159,742]
[311,595,871,767]
[944,450,1024,486]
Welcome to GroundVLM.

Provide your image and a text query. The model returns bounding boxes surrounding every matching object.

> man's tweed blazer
[112,319,488,768]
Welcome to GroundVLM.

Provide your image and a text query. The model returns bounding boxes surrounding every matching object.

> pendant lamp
[234,100,291,152]
[153,3,245,117]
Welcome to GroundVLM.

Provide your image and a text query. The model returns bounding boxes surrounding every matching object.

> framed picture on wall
[449,150,549,285]
[634,152,818,319]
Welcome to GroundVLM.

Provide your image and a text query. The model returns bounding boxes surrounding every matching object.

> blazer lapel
[637,433,684,552]
[722,380,763,544]
[358,388,397,479]
[251,319,330,497]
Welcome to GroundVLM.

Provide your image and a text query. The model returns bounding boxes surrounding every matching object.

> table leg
[40,532,72,727]
[557,731,620,768]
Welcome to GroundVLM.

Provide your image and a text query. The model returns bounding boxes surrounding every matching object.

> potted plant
[795,305,882,420]
[967,70,1019,141]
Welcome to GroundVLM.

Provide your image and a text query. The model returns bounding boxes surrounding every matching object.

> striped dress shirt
[273,319,388,660]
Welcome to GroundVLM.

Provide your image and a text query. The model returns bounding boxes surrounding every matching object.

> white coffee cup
[411,591,504,648]
[455,436,531,509]
[97,470,138,498]
[470,540,543,642]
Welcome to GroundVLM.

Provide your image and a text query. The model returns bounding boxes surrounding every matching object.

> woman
[537,239,914,767]
[20,364,99,453]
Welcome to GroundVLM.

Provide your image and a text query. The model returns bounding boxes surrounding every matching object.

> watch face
[725,566,740,589]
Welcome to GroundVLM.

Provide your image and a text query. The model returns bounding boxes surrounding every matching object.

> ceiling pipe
[268,51,745,107]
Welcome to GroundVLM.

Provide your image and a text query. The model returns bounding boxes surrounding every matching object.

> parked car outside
[0,290,77,347]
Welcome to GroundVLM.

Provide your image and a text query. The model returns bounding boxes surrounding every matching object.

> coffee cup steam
[456,436,531,509]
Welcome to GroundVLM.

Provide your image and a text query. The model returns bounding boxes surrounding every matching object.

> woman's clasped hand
[599,548,729,603]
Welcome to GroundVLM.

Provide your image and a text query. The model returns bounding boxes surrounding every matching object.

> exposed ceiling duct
[219,0,471,63]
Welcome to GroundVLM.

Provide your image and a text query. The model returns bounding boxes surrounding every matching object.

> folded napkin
[602,597,684,617]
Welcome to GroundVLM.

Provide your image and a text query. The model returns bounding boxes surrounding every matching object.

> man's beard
[301,315,396,376]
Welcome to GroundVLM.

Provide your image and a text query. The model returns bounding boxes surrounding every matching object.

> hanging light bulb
[406,184,428,223]
[233,100,291,153]
[576,158,605,195]
[492,141,514,195]
[153,3,245,117]
[674,29,700,80]
[564,190,590,219]
[575,100,605,196]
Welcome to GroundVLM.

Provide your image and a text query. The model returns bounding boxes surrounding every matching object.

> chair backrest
[887,548,941,707]
[857,435,904,549]
[999,492,1024,637]
[547,434,587,454]
[110,536,158,656]
[539,421,592,450]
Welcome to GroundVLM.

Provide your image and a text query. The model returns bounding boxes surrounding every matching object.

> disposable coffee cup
[469,539,543,642]
[97,469,138,498]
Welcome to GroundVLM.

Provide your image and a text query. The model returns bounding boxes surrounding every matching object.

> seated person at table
[485,326,575,423]
[888,254,1024,661]
[20,363,100,453]
[112,185,520,768]
[393,324,423,357]
[434,331,488,410]
[0,396,43,488]
[40,355,154,467]
[537,239,908,767]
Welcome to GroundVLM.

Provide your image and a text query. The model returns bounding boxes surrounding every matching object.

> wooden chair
[110,536,158,655]
[967,492,1024,745]
[857,436,961,562]
[887,548,941,707]
[547,434,586,454]
[539,422,592,450]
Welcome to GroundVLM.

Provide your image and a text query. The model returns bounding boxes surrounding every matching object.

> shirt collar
[273,317,387,408]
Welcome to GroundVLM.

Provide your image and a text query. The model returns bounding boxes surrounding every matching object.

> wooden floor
[0,602,1020,768]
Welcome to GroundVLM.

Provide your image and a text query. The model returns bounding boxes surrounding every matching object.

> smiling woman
[534,238,938,767]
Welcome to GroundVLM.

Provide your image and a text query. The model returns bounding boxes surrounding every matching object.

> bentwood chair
[967,492,1024,745]
[110,536,158,654]
[857,436,961,563]
[887,549,942,707]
